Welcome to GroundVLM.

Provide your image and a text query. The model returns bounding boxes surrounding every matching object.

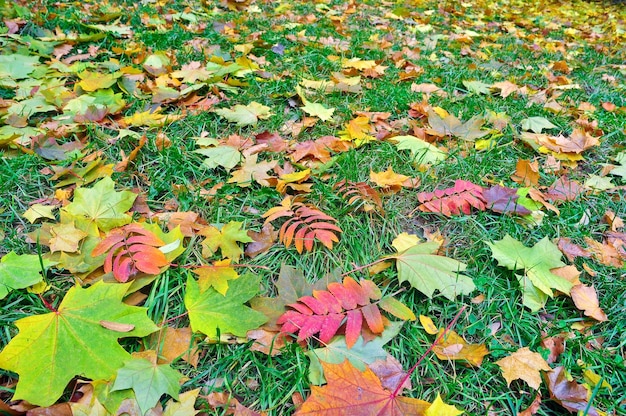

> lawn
[0,0,625,414]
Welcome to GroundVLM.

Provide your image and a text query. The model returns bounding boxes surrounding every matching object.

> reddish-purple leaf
[484,185,532,215]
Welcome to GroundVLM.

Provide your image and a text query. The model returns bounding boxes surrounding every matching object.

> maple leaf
[570,284,608,321]
[426,109,489,141]
[296,360,430,415]
[278,276,414,348]
[22,203,56,223]
[162,388,200,416]
[149,326,200,367]
[391,135,447,166]
[214,101,273,126]
[192,259,239,295]
[185,273,267,338]
[245,224,278,258]
[195,144,242,171]
[521,116,557,133]
[63,176,136,235]
[111,354,182,415]
[463,80,491,95]
[495,347,551,389]
[417,180,486,216]
[370,166,409,188]
[228,154,278,187]
[305,322,403,385]
[199,221,254,261]
[0,252,52,299]
[487,235,573,310]
[262,196,342,253]
[431,329,489,366]
[0,281,158,406]
[609,150,626,181]
[393,242,475,300]
[49,221,89,253]
[484,185,532,215]
[424,394,463,416]
[511,159,540,187]
[544,367,602,416]
[338,116,375,147]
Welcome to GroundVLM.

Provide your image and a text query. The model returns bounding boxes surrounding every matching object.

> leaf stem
[391,305,467,398]
[38,293,57,313]
[341,258,389,277]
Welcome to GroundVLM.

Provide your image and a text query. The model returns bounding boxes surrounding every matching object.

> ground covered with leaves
[0,0,625,414]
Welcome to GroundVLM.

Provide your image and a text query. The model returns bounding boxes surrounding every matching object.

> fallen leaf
[541,336,565,364]
[484,185,532,215]
[544,366,602,416]
[193,259,239,295]
[495,347,551,389]
[295,360,430,415]
[570,285,608,321]
[432,329,489,366]
[424,393,463,415]
[511,159,539,186]
[214,101,273,126]
[521,117,557,133]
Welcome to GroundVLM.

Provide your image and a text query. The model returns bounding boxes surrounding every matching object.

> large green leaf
[111,357,182,415]
[394,242,475,300]
[0,281,158,406]
[0,252,52,299]
[487,235,572,304]
[63,176,137,235]
[185,272,267,338]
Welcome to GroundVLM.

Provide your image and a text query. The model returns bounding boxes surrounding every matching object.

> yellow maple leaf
[425,393,464,416]
[370,166,409,187]
[192,259,239,295]
[339,116,375,147]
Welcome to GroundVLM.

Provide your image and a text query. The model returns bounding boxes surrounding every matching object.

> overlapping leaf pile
[0,0,624,414]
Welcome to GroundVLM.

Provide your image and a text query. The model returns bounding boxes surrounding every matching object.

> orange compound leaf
[296,360,430,416]
[92,223,169,282]
[263,196,342,253]
[277,277,414,349]
[417,180,486,217]
[333,180,385,215]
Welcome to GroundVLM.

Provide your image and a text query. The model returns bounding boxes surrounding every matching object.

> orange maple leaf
[296,360,430,415]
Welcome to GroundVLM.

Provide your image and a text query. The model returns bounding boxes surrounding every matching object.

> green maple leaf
[394,242,475,300]
[520,116,557,133]
[487,235,573,310]
[111,357,182,415]
[301,100,335,121]
[185,273,267,338]
[63,177,136,235]
[0,282,158,406]
[0,252,53,299]
[195,145,241,171]
[392,135,447,165]
[214,101,273,126]
[199,221,254,261]
[0,53,40,80]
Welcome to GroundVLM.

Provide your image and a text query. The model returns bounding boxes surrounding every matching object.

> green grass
[1,0,625,414]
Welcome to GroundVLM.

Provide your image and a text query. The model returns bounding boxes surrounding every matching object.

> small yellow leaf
[23,204,57,223]
[370,166,409,187]
[419,315,439,335]
[392,232,421,253]
[582,368,612,392]
[425,393,464,416]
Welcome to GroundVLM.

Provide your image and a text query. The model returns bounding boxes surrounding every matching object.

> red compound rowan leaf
[92,223,169,282]
[262,196,342,253]
[277,276,415,348]
[417,180,486,216]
